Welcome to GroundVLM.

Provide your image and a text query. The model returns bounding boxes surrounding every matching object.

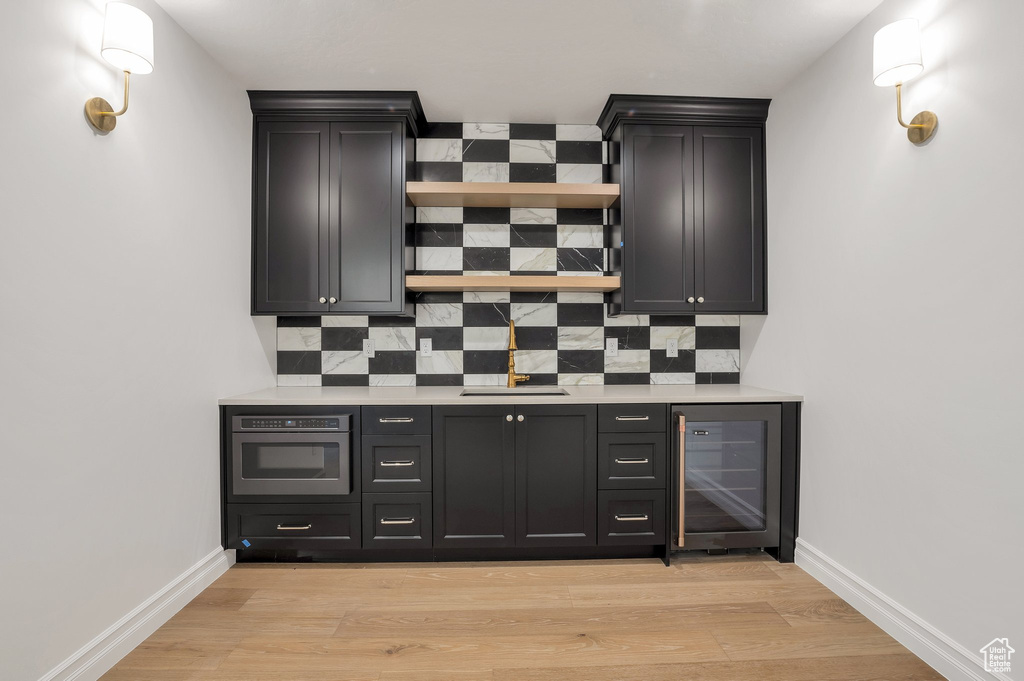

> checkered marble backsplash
[276,123,741,387]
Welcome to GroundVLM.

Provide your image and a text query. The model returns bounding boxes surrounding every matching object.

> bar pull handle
[380,517,416,525]
[614,457,650,464]
[615,514,649,522]
[379,417,414,423]
[380,460,415,467]
[678,413,686,548]
[276,524,312,531]
[615,415,650,421]
[692,429,710,436]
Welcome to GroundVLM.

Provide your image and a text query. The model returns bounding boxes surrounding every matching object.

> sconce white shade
[873,18,923,87]
[101,3,154,74]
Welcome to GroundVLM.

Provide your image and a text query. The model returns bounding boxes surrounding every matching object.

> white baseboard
[39,547,234,681]
[795,538,1009,681]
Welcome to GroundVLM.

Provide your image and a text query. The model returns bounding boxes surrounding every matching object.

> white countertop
[218,384,802,406]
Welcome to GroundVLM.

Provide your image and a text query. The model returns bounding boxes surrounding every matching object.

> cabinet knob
[687,297,695,303]
[319,297,327,304]
[329,297,337,304]
[517,415,524,422]
[506,414,513,422]
[697,297,705,304]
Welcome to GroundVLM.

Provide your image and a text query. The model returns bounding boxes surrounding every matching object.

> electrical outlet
[363,339,375,358]
[666,338,679,358]
[420,338,432,357]
[605,337,618,357]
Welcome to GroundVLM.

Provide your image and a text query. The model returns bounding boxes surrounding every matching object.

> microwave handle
[676,412,685,548]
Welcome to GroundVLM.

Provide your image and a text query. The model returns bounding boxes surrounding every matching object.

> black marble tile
[604,373,650,385]
[423,122,463,138]
[323,374,370,387]
[650,315,696,326]
[464,302,510,327]
[368,351,416,375]
[464,350,509,374]
[368,315,415,327]
[277,351,321,374]
[321,327,368,351]
[417,374,464,386]
[710,372,740,384]
[278,316,321,328]
[695,326,741,349]
[462,139,509,162]
[510,163,556,183]
[464,207,510,224]
[557,303,605,327]
[510,291,557,304]
[557,350,604,373]
[557,247,603,272]
[556,141,602,164]
[526,373,558,386]
[511,224,557,248]
[415,224,462,248]
[510,123,556,140]
[464,247,510,271]
[414,291,463,305]
[557,208,604,225]
[417,162,462,182]
[604,326,650,350]
[514,326,557,350]
[510,270,558,277]
[416,327,463,351]
[650,349,695,373]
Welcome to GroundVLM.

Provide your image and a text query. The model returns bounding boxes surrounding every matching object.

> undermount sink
[460,387,569,397]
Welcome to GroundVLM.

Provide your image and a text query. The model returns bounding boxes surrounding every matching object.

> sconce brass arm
[84,71,130,132]
[895,83,925,129]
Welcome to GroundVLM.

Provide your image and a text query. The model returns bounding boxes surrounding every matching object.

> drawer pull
[276,524,312,531]
[380,460,415,467]
[614,514,649,522]
[615,415,650,421]
[692,430,710,436]
[614,457,650,464]
[379,417,415,423]
[380,517,416,525]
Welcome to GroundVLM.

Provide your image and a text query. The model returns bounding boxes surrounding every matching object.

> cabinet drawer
[362,493,432,549]
[598,404,666,433]
[362,435,431,492]
[598,433,666,489]
[225,503,360,550]
[598,490,666,546]
[362,406,431,435]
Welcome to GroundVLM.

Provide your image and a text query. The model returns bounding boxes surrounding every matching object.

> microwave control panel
[236,416,348,432]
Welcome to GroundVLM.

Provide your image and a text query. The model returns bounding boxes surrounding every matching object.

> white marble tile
[510,302,557,327]
[515,349,558,374]
[510,208,557,225]
[555,124,602,142]
[322,351,368,374]
[557,224,604,248]
[604,308,650,326]
[558,291,605,305]
[369,373,416,387]
[277,374,322,387]
[417,246,463,271]
[464,123,509,139]
[602,141,608,164]
[557,326,604,350]
[416,206,463,223]
[509,139,556,163]
[368,326,416,351]
[650,372,696,385]
[463,291,511,304]
[417,350,463,374]
[510,247,556,272]
[277,327,321,351]
[416,138,462,162]
[650,326,696,350]
[696,349,740,373]
[604,349,650,373]
[463,326,509,350]
[463,224,510,248]
[322,315,369,328]
[558,373,604,386]
[416,303,463,327]
[463,162,510,182]
[557,164,604,184]
[695,315,741,327]
[466,270,511,277]
[463,373,506,386]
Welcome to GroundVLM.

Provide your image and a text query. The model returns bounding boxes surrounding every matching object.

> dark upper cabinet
[599,96,770,315]
[515,405,597,547]
[249,91,425,316]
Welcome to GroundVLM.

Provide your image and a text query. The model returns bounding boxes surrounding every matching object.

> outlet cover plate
[666,338,679,357]
[363,339,375,358]
[420,338,432,356]
[605,337,618,357]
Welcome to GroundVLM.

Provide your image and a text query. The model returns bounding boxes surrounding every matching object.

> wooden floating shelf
[406,181,620,209]
[406,275,620,293]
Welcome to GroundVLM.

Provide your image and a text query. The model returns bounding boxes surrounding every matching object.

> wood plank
[711,622,908,661]
[768,597,867,627]
[406,275,620,293]
[407,181,619,209]
[567,579,837,608]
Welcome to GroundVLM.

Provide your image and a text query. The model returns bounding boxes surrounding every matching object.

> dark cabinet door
[515,405,597,547]
[621,124,696,314]
[694,127,765,313]
[432,406,516,548]
[328,121,406,314]
[253,121,330,314]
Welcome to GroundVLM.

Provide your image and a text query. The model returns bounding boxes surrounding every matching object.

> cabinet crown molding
[248,90,428,137]
[596,95,771,139]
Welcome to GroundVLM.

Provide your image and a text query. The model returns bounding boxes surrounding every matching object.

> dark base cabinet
[362,493,432,549]
[225,503,361,551]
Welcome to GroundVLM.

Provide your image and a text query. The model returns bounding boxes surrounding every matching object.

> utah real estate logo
[980,637,1014,673]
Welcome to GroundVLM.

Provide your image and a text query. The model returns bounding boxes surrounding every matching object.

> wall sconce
[873,18,937,144]
[84,3,154,133]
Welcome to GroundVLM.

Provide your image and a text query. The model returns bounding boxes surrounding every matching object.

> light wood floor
[99,551,942,680]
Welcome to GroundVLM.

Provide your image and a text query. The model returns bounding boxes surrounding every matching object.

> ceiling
[157,0,884,124]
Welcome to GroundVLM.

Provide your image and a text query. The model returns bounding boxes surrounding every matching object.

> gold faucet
[507,320,530,388]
